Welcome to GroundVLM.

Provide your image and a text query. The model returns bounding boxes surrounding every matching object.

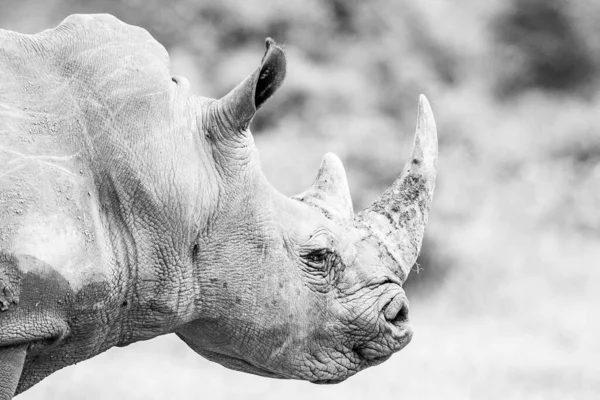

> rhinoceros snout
[384,293,413,353]
[382,292,409,324]
[353,289,413,362]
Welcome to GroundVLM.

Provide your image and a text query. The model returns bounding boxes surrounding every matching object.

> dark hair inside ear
[254,38,287,110]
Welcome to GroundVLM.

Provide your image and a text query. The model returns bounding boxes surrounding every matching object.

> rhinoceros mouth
[350,287,412,362]
[355,324,413,363]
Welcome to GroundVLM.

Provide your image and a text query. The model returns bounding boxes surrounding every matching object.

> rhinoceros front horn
[357,95,438,282]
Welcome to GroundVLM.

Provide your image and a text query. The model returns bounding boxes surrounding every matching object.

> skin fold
[0,346,26,400]
[0,14,438,397]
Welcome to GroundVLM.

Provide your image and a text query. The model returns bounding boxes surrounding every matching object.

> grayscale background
[3,0,598,399]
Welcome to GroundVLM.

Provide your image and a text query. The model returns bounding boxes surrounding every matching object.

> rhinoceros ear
[217,38,286,132]
[293,153,354,221]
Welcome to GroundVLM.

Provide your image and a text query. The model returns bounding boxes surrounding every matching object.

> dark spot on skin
[271,299,277,306]
[235,297,242,304]
[0,251,21,311]
[192,244,199,262]
[222,282,228,289]
[15,255,73,311]
[279,282,284,289]
[210,278,218,284]
[121,300,128,307]
[1,250,127,385]
[412,158,421,165]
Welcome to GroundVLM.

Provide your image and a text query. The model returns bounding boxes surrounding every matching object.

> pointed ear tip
[260,37,287,77]
[265,37,284,49]
[264,37,285,56]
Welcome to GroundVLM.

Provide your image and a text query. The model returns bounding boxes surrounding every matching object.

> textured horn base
[356,95,438,281]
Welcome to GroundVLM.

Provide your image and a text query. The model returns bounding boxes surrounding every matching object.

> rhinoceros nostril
[383,295,409,323]
[393,301,409,324]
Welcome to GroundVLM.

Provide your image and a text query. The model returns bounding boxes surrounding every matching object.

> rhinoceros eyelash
[303,248,329,265]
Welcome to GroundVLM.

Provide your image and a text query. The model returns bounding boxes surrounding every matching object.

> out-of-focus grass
[4,0,600,398]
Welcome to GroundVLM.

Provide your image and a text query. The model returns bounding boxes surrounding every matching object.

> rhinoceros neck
[88,102,220,344]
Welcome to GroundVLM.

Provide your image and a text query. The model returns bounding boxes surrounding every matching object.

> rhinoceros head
[177,39,438,383]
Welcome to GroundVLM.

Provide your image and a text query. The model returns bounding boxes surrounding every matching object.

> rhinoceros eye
[299,229,340,276]
[299,245,344,287]
[303,248,329,268]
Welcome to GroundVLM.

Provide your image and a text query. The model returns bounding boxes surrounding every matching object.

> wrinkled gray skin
[0,14,438,399]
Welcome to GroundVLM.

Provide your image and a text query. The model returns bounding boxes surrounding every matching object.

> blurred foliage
[493,0,597,97]
[2,0,599,398]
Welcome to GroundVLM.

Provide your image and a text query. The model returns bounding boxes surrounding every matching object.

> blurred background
[2,0,599,398]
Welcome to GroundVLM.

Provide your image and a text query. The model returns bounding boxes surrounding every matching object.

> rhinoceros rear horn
[217,38,287,131]
[292,153,354,221]
[357,95,438,282]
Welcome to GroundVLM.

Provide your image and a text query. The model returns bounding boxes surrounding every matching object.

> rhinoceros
[0,14,437,398]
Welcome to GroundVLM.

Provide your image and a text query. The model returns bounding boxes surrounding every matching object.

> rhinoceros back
[0,17,112,296]
[0,13,176,290]
[0,14,180,392]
